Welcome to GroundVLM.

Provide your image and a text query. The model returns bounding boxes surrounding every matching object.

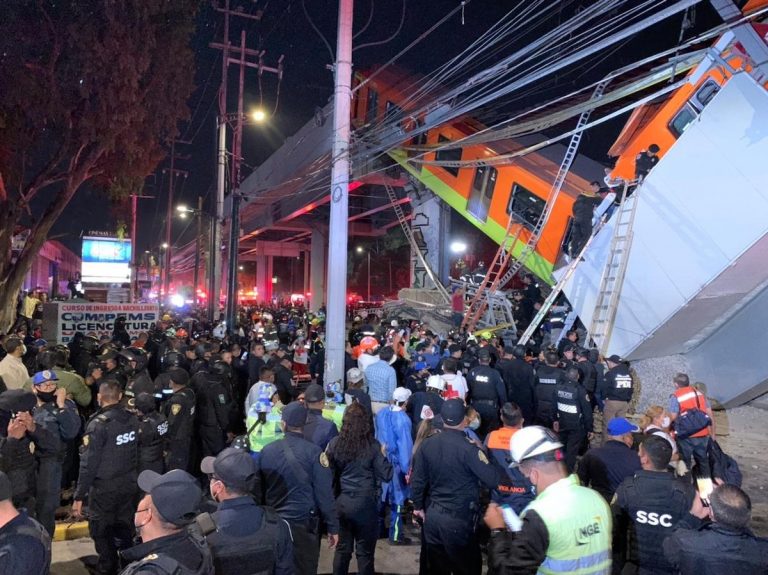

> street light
[450,241,467,254]
[356,247,371,302]
[250,109,267,123]
[175,198,211,313]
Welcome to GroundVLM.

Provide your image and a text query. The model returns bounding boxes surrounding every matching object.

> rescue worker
[302,383,338,450]
[199,448,294,575]
[72,380,139,575]
[634,144,660,182]
[533,351,564,427]
[344,367,372,415]
[30,370,80,535]
[163,369,196,472]
[326,402,394,575]
[375,387,413,545]
[134,393,168,475]
[668,373,715,478]
[495,345,536,425]
[119,469,212,575]
[484,403,535,513]
[576,348,598,407]
[257,402,339,575]
[612,435,694,574]
[410,399,499,575]
[485,425,612,575]
[552,367,593,472]
[570,187,600,257]
[466,347,507,439]
[0,470,51,575]
[245,367,275,415]
[600,355,633,438]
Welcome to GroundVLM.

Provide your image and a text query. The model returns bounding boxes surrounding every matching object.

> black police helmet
[209,360,231,378]
[80,335,99,353]
[118,348,148,376]
[161,351,188,373]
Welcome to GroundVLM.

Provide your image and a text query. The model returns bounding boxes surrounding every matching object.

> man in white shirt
[0,339,29,390]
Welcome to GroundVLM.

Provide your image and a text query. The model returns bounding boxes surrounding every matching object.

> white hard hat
[510,426,563,465]
[390,319,398,327]
[393,387,411,403]
[426,375,445,391]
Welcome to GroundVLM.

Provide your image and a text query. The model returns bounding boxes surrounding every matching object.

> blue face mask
[469,418,480,431]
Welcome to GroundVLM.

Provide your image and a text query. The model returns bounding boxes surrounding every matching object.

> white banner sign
[56,303,159,343]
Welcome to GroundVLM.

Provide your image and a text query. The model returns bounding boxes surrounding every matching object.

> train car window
[668,104,697,138]
[467,165,497,223]
[507,183,545,230]
[692,79,720,111]
[561,217,574,255]
[366,89,379,124]
[435,135,462,177]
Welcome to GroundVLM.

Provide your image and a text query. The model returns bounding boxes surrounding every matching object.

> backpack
[707,439,742,486]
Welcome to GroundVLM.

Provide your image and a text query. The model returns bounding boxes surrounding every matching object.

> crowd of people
[0,301,765,575]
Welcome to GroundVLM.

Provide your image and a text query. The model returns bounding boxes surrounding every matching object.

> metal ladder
[517,219,606,346]
[384,183,451,303]
[589,182,642,353]
[461,78,611,333]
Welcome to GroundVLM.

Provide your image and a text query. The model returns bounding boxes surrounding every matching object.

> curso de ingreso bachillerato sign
[54,303,159,343]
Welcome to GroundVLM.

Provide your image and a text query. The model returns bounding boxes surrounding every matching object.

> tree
[0,0,198,330]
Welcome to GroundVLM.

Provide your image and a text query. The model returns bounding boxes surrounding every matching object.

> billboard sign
[52,302,159,343]
[81,236,132,283]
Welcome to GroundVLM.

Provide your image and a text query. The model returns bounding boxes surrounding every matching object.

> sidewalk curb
[54,520,90,542]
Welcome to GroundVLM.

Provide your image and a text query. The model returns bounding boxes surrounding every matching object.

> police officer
[576,348,598,405]
[119,469,212,575]
[120,348,161,401]
[134,393,168,475]
[634,143,660,182]
[552,366,593,472]
[533,350,564,427]
[466,348,507,439]
[199,448,293,575]
[163,369,196,472]
[612,435,694,574]
[195,362,232,458]
[72,380,139,575]
[410,399,499,575]
[30,370,80,535]
[257,402,339,575]
[100,349,127,389]
[0,470,51,575]
[0,390,41,512]
[601,354,634,439]
[485,426,611,575]
[494,345,536,425]
[302,383,338,450]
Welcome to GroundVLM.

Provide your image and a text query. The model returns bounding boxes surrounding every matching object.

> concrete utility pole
[325,0,354,387]
[162,141,190,304]
[130,191,153,302]
[193,195,204,306]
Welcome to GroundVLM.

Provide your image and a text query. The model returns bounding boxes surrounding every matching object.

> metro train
[350,3,768,285]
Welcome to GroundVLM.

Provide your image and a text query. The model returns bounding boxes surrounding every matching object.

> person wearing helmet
[119,348,160,401]
[484,425,612,575]
[357,336,380,373]
[406,374,446,440]
[131,392,168,476]
[196,361,234,457]
[410,399,500,573]
[111,316,131,348]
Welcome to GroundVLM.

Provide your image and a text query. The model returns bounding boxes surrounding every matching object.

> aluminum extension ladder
[384,183,451,303]
[461,78,611,333]
[589,182,642,353]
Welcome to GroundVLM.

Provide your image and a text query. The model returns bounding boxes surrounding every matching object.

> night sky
[49,0,725,260]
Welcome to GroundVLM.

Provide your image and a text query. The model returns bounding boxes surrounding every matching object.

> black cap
[503,345,515,355]
[578,348,591,358]
[562,344,575,353]
[134,393,156,414]
[440,399,466,426]
[477,348,491,360]
[304,384,325,403]
[282,402,308,427]
[0,389,36,413]
[606,354,622,363]
[200,447,257,492]
[0,472,11,501]
[138,469,202,526]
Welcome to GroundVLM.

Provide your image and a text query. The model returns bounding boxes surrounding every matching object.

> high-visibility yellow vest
[522,474,612,575]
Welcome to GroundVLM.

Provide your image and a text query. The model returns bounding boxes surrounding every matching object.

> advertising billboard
[81,236,132,283]
[48,302,159,343]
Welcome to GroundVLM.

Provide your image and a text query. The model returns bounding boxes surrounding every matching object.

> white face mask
[661,416,671,429]
[469,418,480,431]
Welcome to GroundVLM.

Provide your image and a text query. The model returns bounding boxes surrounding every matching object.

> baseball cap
[32,370,58,386]
[201,447,257,492]
[477,348,491,360]
[138,469,202,526]
[304,383,325,403]
[607,417,640,436]
[606,354,622,363]
[393,387,412,403]
[133,393,156,414]
[282,402,308,427]
[413,355,427,371]
[440,399,466,426]
[0,472,11,501]
[346,367,364,384]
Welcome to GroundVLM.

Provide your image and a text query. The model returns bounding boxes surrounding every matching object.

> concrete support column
[310,228,326,312]
[265,256,274,303]
[255,255,267,305]
[408,193,451,288]
[303,250,310,299]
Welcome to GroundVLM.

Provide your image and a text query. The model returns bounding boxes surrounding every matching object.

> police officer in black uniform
[0,470,51,575]
[258,402,339,575]
[552,366,593,472]
[494,345,537,425]
[612,435,694,574]
[410,399,500,575]
[0,390,44,512]
[576,348,598,406]
[120,348,161,401]
[466,348,507,439]
[100,349,128,389]
[163,369,196,472]
[133,393,168,475]
[600,354,634,438]
[119,469,212,575]
[195,362,231,458]
[533,350,564,427]
[199,448,294,575]
[72,380,139,575]
[302,383,338,450]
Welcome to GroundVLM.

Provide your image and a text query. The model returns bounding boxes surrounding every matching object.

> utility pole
[162,141,190,304]
[193,195,203,306]
[130,191,153,302]
[325,0,354,387]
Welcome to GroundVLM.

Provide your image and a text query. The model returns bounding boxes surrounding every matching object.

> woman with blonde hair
[639,405,681,467]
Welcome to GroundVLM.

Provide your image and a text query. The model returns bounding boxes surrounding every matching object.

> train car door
[467,165,497,223]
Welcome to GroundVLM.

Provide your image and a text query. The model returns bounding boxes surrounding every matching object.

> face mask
[661,416,670,428]
[469,418,480,430]
[36,390,56,403]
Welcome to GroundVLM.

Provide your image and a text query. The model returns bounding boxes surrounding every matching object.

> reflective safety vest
[673,386,710,438]
[522,475,612,575]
